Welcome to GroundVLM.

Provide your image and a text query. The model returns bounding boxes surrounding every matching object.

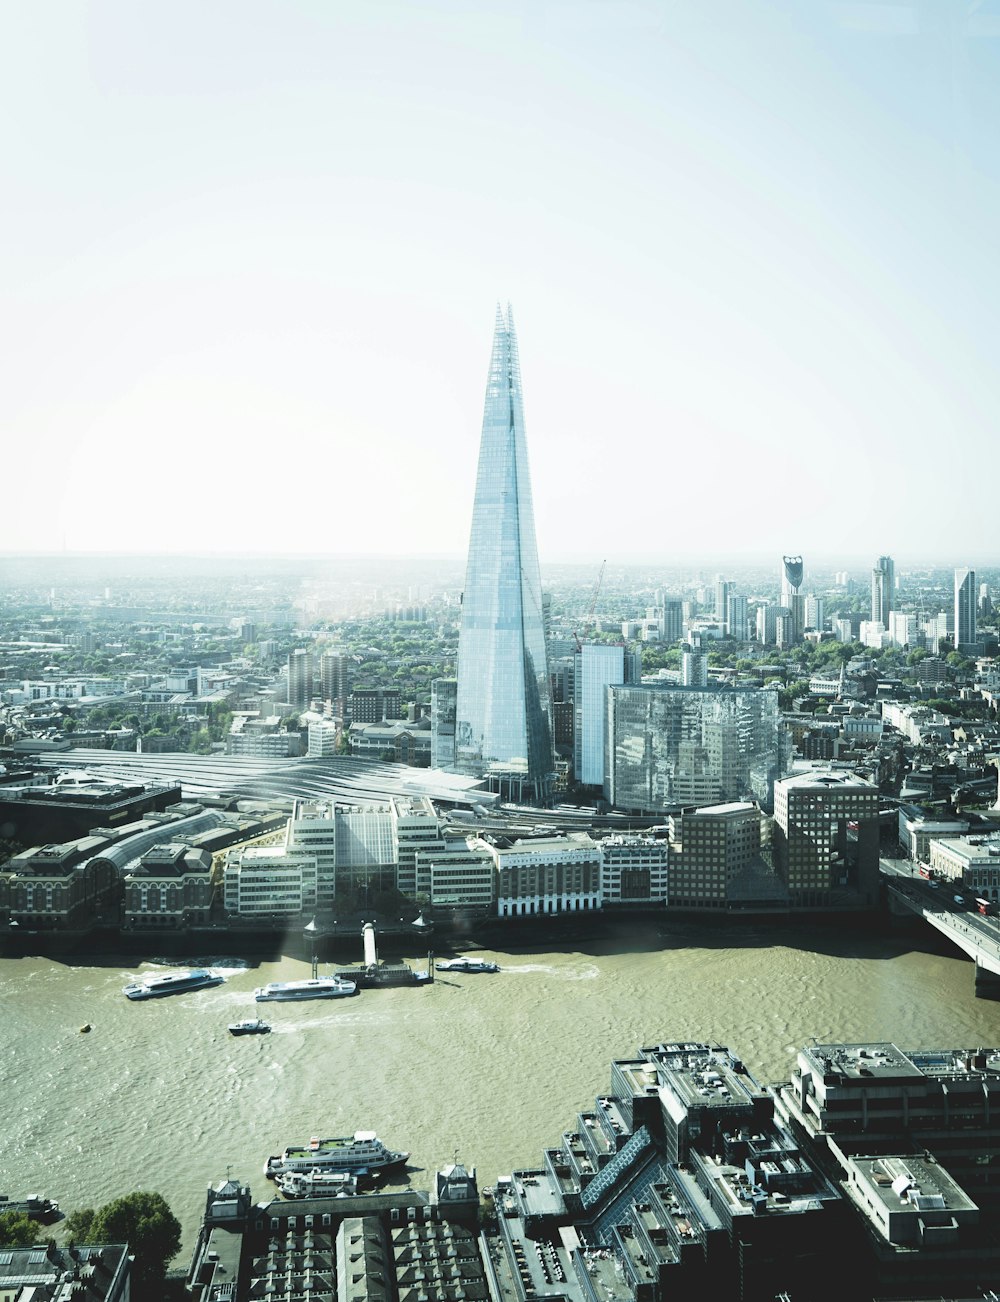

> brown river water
[2,916,999,1260]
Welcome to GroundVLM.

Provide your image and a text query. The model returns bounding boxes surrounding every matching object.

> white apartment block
[880,701,952,746]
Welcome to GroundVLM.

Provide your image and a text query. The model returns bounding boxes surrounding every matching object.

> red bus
[976,898,992,916]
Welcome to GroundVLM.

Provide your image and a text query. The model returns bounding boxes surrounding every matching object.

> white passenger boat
[254,977,357,1002]
[123,968,223,1000]
[276,1169,359,1198]
[265,1130,408,1179]
[435,956,500,973]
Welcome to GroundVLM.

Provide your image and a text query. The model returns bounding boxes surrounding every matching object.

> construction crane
[575,560,607,651]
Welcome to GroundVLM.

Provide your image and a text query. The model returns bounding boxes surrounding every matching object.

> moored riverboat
[265,1130,407,1179]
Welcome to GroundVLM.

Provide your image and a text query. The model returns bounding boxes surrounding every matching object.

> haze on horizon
[3,2,998,565]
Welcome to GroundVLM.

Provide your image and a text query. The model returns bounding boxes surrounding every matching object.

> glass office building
[455,306,553,799]
[604,685,788,814]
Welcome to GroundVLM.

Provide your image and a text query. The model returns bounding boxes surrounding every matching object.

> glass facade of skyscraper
[604,685,788,814]
[455,306,553,797]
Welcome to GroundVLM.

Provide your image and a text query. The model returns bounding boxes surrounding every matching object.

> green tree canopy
[0,1211,41,1247]
[86,1192,181,1289]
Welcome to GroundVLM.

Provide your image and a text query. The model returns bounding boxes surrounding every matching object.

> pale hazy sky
[3,1,998,565]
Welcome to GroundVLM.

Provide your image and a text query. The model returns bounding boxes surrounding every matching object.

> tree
[86,1192,181,1290]
[0,1211,41,1247]
[64,1208,96,1243]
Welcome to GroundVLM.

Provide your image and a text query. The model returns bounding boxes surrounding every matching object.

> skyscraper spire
[454,307,553,801]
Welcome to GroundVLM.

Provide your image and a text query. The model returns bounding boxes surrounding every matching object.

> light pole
[304,917,318,979]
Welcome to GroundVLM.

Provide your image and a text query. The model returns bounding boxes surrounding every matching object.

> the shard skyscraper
[454,305,553,801]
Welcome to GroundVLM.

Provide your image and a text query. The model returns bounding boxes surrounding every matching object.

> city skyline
[3,4,1000,562]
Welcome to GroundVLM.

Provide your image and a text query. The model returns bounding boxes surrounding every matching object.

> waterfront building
[871,555,894,626]
[123,842,214,930]
[454,305,553,801]
[599,834,669,908]
[896,808,970,863]
[573,643,638,787]
[955,565,978,654]
[772,771,879,906]
[0,1242,131,1302]
[927,831,1000,900]
[222,845,318,917]
[2,835,118,934]
[604,684,787,815]
[667,801,761,909]
[775,1041,1000,1292]
[413,839,495,912]
[287,801,396,912]
[286,648,314,708]
[481,832,600,917]
[390,795,446,899]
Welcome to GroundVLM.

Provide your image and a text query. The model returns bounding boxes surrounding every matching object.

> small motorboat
[228,1018,271,1036]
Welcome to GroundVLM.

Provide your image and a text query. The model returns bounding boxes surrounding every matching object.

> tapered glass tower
[455,305,553,800]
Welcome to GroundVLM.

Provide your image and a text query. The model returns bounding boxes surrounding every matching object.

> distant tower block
[782,556,804,592]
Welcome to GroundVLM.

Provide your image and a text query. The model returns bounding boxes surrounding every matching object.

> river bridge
[881,859,1000,996]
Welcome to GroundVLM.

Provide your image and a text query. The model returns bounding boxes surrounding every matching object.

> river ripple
[1,918,998,1259]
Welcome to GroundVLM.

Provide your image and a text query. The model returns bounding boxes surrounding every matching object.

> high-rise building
[286,648,314,708]
[726,593,748,640]
[871,555,895,626]
[573,643,639,787]
[454,306,553,800]
[319,651,351,713]
[773,770,879,906]
[714,576,730,622]
[955,566,978,653]
[782,555,804,641]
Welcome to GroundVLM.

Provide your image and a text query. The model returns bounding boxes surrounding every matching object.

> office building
[351,687,402,723]
[667,801,761,909]
[599,834,669,907]
[772,771,879,906]
[871,555,895,626]
[454,306,553,799]
[573,643,638,787]
[430,677,457,769]
[604,685,787,814]
[481,832,601,917]
[954,566,978,654]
